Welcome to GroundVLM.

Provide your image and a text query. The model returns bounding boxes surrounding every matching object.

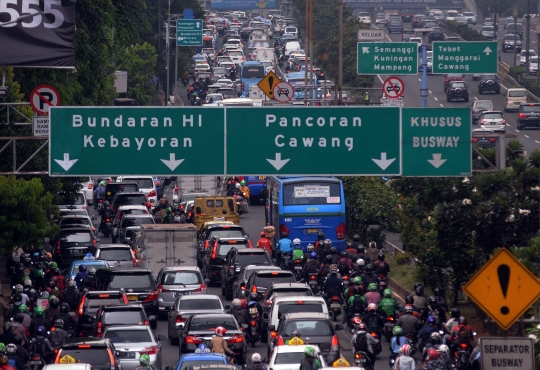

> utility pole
[308,0,313,105]
[525,0,531,74]
[537,24,540,86]
[166,17,170,104]
[513,4,518,68]
[304,0,309,105]
[337,0,343,105]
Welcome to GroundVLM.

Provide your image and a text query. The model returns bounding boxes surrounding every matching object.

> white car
[261,60,275,73]
[269,345,328,370]
[226,38,243,48]
[194,64,211,74]
[117,176,158,206]
[216,78,235,89]
[78,177,94,205]
[477,110,506,132]
[357,12,371,25]
[530,56,539,75]
[227,49,245,64]
[206,93,224,104]
[521,50,537,66]
[375,13,386,24]
[43,365,93,370]
[463,11,477,24]
[284,26,298,36]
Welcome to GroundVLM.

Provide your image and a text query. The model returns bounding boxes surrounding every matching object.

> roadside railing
[497,61,540,102]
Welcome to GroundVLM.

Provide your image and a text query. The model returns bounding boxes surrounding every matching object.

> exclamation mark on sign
[497,264,510,315]
[268,76,274,96]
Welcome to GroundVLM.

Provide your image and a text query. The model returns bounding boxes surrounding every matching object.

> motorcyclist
[304,252,321,281]
[318,255,333,279]
[379,289,399,319]
[10,315,28,346]
[51,267,65,293]
[245,293,262,324]
[162,208,175,224]
[277,232,293,268]
[418,316,438,352]
[134,353,154,370]
[53,303,77,335]
[361,264,378,286]
[329,247,340,264]
[256,232,271,255]
[81,267,96,290]
[352,322,378,366]
[93,180,106,210]
[364,283,381,307]
[393,343,415,370]
[351,234,361,250]
[246,353,266,370]
[422,331,442,360]
[46,280,64,302]
[239,180,250,201]
[337,251,353,276]
[303,244,315,265]
[374,252,390,277]
[314,232,325,251]
[389,326,410,362]
[317,239,332,261]
[365,241,380,262]
[399,295,420,319]
[11,335,28,365]
[292,238,304,261]
[30,326,53,359]
[363,303,384,336]
[63,280,81,311]
[209,327,235,358]
[12,286,29,307]
[344,276,364,301]
[345,285,367,323]
[48,319,69,349]
[351,259,365,279]
[45,296,60,324]
[357,245,371,264]
[30,307,49,336]
[323,268,342,304]
[5,344,24,370]
[396,306,419,339]
[16,305,30,329]
[345,242,358,259]
[449,316,474,351]
[299,346,321,370]
[433,288,449,321]
[0,355,15,370]
[437,345,455,370]
[74,264,88,288]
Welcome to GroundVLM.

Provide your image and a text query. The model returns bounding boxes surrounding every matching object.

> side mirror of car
[204,278,210,285]
[158,335,167,341]
[95,238,101,242]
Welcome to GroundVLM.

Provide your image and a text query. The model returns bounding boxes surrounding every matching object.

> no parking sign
[30,85,61,115]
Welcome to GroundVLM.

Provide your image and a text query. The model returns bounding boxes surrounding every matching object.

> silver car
[102,325,166,370]
[478,110,506,132]
[471,100,494,123]
[95,244,136,268]
[156,266,207,315]
[167,294,228,345]
[481,26,495,39]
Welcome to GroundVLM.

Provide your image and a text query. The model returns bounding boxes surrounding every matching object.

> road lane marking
[516,130,520,132]
[429,90,432,93]
[440,104,443,107]
[506,124,510,126]
[434,97,438,101]
[418,78,421,82]
[474,97,478,100]
[536,140,540,143]
[525,135,530,138]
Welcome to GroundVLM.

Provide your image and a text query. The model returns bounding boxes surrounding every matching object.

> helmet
[392,326,403,336]
[368,283,377,292]
[281,232,288,238]
[340,251,348,258]
[310,252,317,259]
[368,241,377,249]
[291,330,301,337]
[240,180,246,186]
[34,307,45,317]
[330,247,337,254]
[36,326,46,337]
[415,285,424,296]
[365,264,374,273]
[353,286,362,295]
[368,303,377,311]
[0,343,4,353]
[451,308,461,319]
[240,299,247,309]
[325,255,333,263]
[13,314,24,323]
[103,200,110,207]
[215,326,227,336]
[15,284,23,293]
[79,264,87,272]
[6,344,16,354]
[293,238,301,246]
[317,232,325,240]
[249,292,258,302]
[405,295,414,305]
[68,280,77,288]
[235,183,241,188]
[430,331,441,344]
[353,234,360,242]
[60,302,70,313]
[404,306,413,314]
[324,239,332,247]
[438,344,449,356]
[49,262,58,269]
[304,346,316,357]
[99,180,106,186]
[427,316,436,325]
[428,296,437,305]
[146,202,152,208]
[383,289,392,298]
[307,244,315,252]
[401,344,412,356]
[378,252,385,261]
[13,294,22,303]
[88,267,96,276]
[54,319,64,329]
[346,241,353,249]
[18,304,27,313]
[458,316,467,325]
[260,231,265,237]
[35,269,44,278]
[357,322,367,331]
[252,353,262,363]
[356,259,365,267]
[434,287,442,297]
[166,207,172,214]
[353,276,362,285]
[232,299,242,308]
[139,354,150,366]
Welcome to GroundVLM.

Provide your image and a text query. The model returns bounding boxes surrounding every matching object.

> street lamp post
[536,24,540,85]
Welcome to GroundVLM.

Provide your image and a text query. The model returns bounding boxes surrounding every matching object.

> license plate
[379,282,387,286]
[69,249,85,255]
[306,229,318,234]
[30,361,43,365]
[294,266,302,270]
[175,291,189,297]
[331,303,341,308]
[128,295,138,301]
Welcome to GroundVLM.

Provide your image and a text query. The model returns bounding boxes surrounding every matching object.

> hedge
[445,20,488,41]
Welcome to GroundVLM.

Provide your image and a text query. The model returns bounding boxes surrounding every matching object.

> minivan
[505,88,527,111]
[284,41,301,57]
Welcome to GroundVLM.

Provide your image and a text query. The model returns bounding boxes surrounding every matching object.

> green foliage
[0,177,58,252]
[118,42,158,106]
[395,252,412,265]
[508,66,526,80]
[445,20,488,41]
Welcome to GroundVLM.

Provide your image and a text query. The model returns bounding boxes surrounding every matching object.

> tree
[118,42,158,106]
[0,177,58,253]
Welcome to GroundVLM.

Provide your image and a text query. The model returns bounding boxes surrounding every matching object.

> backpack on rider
[49,330,64,348]
[352,296,366,314]
[354,332,369,353]
[338,260,349,274]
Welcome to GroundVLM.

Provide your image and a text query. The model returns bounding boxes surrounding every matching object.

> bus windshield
[283,182,342,205]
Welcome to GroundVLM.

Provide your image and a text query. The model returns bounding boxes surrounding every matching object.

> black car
[221,248,272,300]
[93,267,158,328]
[401,11,414,22]
[428,27,444,42]
[197,223,248,268]
[77,290,128,337]
[245,270,296,300]
[104,182,139,204]
[446,81,470,102]
[517,103,540,130]
[179,314,247,364]
[217,88,237,99]
[111,192,148,212]
[94,304,149,338]
[472,134,497,148]
[55,338,122,370]
[59,216,97,233]
[502,33,522,52]
[232,265,281,300]
[412,15,426,28]
[204,238,251,285]
[478,74,501,94]
[54,227,99,268]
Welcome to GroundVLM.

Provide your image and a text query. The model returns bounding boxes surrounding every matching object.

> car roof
[101,304,144,311]
[270,282,308,288]
[114,192,146,196]
[98,267,151,274]
[180,294,221,301]
[58,227,93,233]
[44,365,93,370]
[190,313,234,320]
[122,214,154,219]
[254,270,292,276]
[63,338,111,347]
[70,260,108,266]
[98,244,131,249]
[118,205,148,210]
[86,290,124,296]
[480,110,503,114]
[61,215,92,220]
[161,266,200,272]
[283,312,330,319]
[237,248,267,254]
[274,344,322,353]
[180,353,228,360]
[273,296,326,304]
[103,325,151,331]
[217,237,248,243]
[244,265,280,271]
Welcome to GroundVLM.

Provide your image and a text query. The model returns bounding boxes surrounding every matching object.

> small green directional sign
[357,42,418,75]
[432,41,498,74]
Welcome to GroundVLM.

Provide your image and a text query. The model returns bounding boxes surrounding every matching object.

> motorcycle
[293,259,303,280]
[349,313,362,331]
[354,351,373,370]
[29,354,46,370]
[455,343,472,370]
[247,319,260,347]
[328,296,341,321]
[383,315,395,343]
[405,332,418,354]
[376,274,387,297]
[233,194,249,214]
[307,273,319,294]
[280,252,291,270]
[342,274,350,289]
[181,77,189,86]
[369,331,382,355]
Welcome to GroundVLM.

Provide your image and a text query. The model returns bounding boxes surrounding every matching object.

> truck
[194,196,240,231]
[139,224,197,278]
[384,10,399,22]
[255,47,275,62]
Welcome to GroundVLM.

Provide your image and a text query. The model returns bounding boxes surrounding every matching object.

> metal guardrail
[383,240,404,256]
[498,61,540,102]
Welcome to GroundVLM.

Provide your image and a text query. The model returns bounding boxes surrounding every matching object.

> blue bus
[264,176,346,251]
[240,176,267,202]
[239,61,266,96]
[284,72,318,101]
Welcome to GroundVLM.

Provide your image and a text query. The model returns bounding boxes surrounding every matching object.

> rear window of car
[509,90,527,97]
[60,231,92,243]
[104,329,152,343]
[271,288,312,297]
[482,26,494,31]
[482,112,503,119]
[521,105,540,112]
[121,217,154,228]
[180,299,221,310]
[217,242,248,256]
[275,352,305,365]
[106,183,138,195]
[236,253,271,266]
[108,273,155,290]
[190,318,237,330]
[475,101,492,109]
[103,311,144,325]
[99,248,132,261]
[254,273,294,288]
[505,34,518,40]
[59,348,110,365]
[162,271,202,285]
[180,360,225,370]
[482,75,498,80]
[114,194,147,206]
[86,296,125,308]
[283,320,333,336]
[122,178,153,188]
[61,218,91,227]
[229,51,243,56]
[59,210,88,217]
[451,82,466,88]
[277,303,324,317]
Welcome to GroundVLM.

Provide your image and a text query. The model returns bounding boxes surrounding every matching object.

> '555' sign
[0,0,66,28]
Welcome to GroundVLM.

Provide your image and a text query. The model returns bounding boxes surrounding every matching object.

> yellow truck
[194,196,240,231]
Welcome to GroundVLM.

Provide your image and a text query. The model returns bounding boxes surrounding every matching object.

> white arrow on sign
[161,153,185,171]
[266,153,290,171]
[54,153,78,171]
[427,153,447,168]
[196,22,200,28]
[483,46,492,55]
[372,152,396,170]
[178,37,184,41]
[362,46,370,54]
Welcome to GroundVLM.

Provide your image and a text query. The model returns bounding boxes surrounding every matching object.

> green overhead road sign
[402,108,472,176]
[226,107,401,175]
[432,41,498,74]
[357,42,418,75]
[49,107,224,176]
[177,19,203,46]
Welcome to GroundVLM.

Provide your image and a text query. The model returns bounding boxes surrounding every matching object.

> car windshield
[218,243,248,256]
[59,349,110,366]
[451,82,466,88]
[162,271,202,285]
[482,113,503,119]
[108,273,154,290]
[180,360,225,370]
[236,253,271,266]
[505,34,518,40]
[475,101,492,109]
[521,105,540,112]
[103,311,144,325]
[190,318,237,330]
[180,299,221,310]
[274,352,308,364]
[254,274,295,288]
[122,178,153,188]
[122,217,154,227]
[283,320,333,336]
[61,232,92,243]
[99,248,132,261]
[114,195,147,206]
[104,329,152,343]
[278,303,324,317]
